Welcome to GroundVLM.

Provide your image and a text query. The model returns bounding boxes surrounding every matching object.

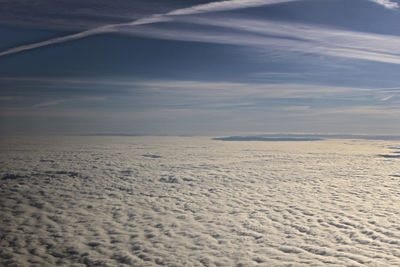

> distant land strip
[213,136,324,141]
[213,134,400,141]
[76,133,400,141]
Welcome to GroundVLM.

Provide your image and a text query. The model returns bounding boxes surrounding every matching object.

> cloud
[3,76,399,129]
[0,26,116,57]
[166,0,298,15]
[33,99,67,108]
[0,0,299,57]
[113,16,400,64]
[1,0,398,64]
[369,0,399,9]
[309,105,400,117]
[0,76,388,99]
[381,95,394,101]
[2,76,400,133]
[1,76,371,98]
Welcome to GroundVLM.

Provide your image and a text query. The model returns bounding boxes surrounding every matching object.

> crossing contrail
[0,0,299,57]
[0,0,396,57]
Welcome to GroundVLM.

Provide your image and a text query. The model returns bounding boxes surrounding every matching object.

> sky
[0,0,400,135]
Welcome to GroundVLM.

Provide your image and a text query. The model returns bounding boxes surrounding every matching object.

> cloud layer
[1,136,400,265]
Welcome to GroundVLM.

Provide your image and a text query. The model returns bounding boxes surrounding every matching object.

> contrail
[0,26,111,57]
[0,0,299,57]
[0,15,169,57]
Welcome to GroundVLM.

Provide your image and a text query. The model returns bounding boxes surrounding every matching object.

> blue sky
[1,0,400,135]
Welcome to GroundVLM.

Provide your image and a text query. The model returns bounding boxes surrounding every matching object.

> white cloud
[381,95,394,101]
[0,25,116,57]
[3,135,400,264]
[1,0,398,64]
[167,0,298,15]
[370,0,399,9]
[0,0,298,57]
[114,16,400,64]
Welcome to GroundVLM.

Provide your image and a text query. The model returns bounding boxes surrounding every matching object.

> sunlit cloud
[369,0,399,9]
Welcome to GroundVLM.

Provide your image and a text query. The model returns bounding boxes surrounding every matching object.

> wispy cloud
[370,0,399,9]
[166,0,298,15]
[381,95,394,101]
[314,105,400,117]
[0,0,298,57]
[1,76,390,104]
[30,96,106,108]
[33,99,67,108]
[0,26,117,57]
[1,0,398,64]
[112,15,400,64]
[2,76,400,134]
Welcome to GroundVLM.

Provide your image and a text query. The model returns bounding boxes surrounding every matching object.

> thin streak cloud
[166,0,299,15]
[0,0,299,57]
[0,26,116,57]
[0,76,383,100]
[115,16,400,64]
[381,95,394,101]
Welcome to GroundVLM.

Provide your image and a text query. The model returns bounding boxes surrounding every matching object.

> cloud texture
[1,136,400,265]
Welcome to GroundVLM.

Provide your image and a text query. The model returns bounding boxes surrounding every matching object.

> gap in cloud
[0,34,267,80]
